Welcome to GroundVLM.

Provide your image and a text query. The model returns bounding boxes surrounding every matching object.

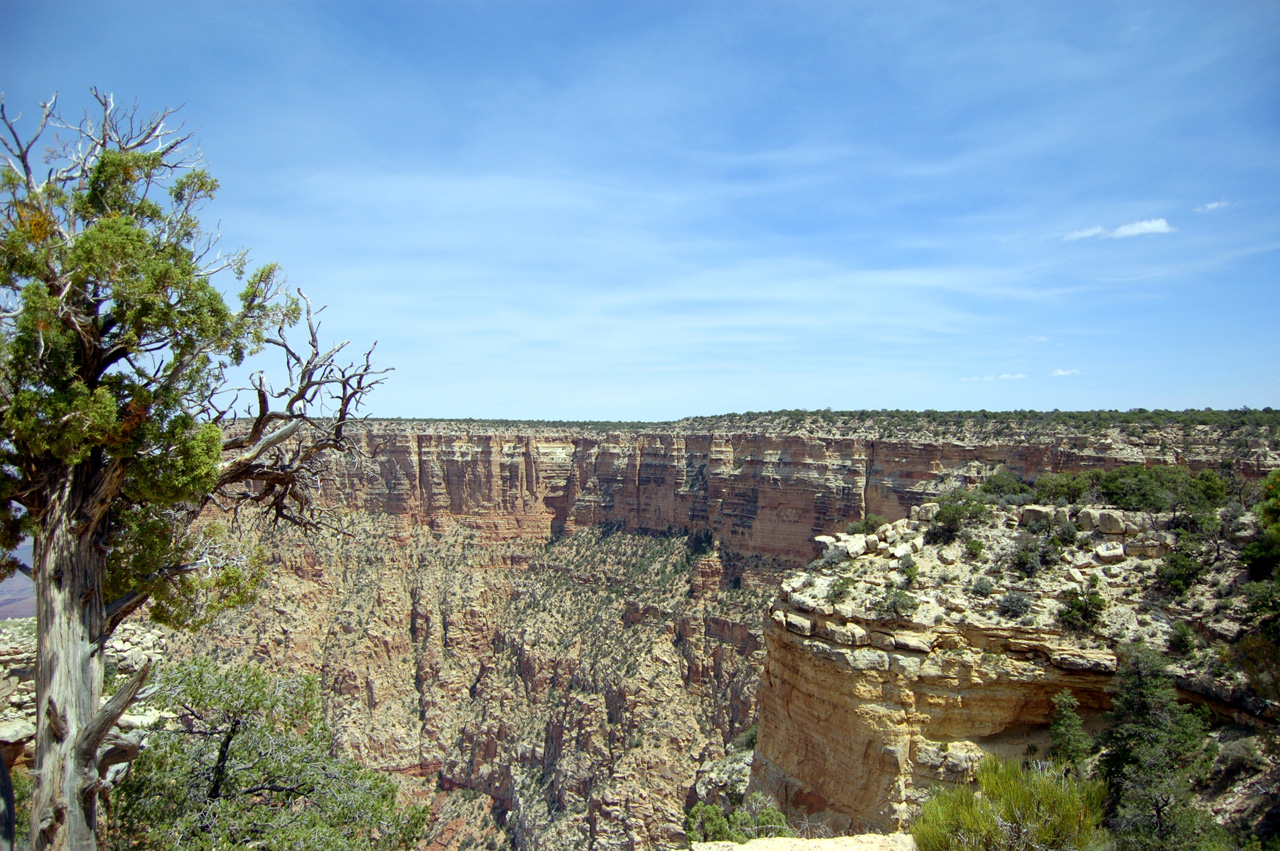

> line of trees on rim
[0,90,387,850]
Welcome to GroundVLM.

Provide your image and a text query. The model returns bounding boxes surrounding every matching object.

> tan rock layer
[750,604,1116,833]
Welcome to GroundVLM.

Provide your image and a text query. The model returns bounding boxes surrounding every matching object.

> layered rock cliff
[163,417,1277,849]
[750,504,1277,837]
[322,419,1275,567]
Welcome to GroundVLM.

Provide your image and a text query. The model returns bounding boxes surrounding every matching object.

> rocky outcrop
[749,503,1273,834]
[0,619,166,769]
[752,600,1116,832]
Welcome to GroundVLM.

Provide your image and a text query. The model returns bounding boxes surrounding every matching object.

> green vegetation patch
[911,757,1107,851]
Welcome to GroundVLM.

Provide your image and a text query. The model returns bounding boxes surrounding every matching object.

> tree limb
[74,660,151,771]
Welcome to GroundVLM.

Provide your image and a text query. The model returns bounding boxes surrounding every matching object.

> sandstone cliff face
[324,420,1275,568]
[749,504,1273,835]
[752,602,1117,832]
[171,520,772,850]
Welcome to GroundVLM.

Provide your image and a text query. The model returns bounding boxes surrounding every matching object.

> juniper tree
[0,91,385,850]
[104,661,428,850]
[1097,646,1225,851]
[1047,690,1091,771]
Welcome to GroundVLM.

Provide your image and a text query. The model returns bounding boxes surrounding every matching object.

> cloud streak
[1195,201,1228,212]
[962,374,1027,382]
[1051,368,1081,377]
[1065,219,1175,240]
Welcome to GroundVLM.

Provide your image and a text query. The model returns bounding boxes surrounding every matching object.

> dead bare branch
[211,290,389,531]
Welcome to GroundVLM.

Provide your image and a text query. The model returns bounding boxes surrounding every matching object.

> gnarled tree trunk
[31,473,107,851]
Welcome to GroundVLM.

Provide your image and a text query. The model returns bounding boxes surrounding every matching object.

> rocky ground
[0,618,167,770]
[693,837,915,851]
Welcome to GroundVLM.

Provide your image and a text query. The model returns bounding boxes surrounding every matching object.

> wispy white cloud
[1051,368,1081,377]
[1195,201,1228,212]
[962,373,1027,382]
[1113,218,1175,238]
[1064,226,1106,241]
[1064,218,1175,240]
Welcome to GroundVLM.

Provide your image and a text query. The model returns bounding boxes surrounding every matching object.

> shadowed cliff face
[173,421,1275,850]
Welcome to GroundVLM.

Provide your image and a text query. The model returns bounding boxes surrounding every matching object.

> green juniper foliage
[848,513,889,535]
[1098,646,1228,851]
[685,793,791,844]
[924,492,987,546]
[1048,690,1092,770]
[104,660,429,850]
[1,92,383,849]
[1056,590,1106,633]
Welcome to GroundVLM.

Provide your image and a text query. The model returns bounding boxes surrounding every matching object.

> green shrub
[876,588,920,620]
[106,660,429,850]
[730,793,793,841]
[1052,515,1079,548]
[1096,466,1228,515]
[965,537,985,560]
[730,724,758,752]
[1157,547,1206,596]
[925,493,987,546]
[686,528,715,559]
[900,555,918,587]
[1048,690,1092,769]
[998,591,1033,619]
[848,514,890,535]
[910,757,1107,851]
[686,793,792,844]
[1033,471,1096,505]
[1098,646,1223,851]
[971,576,995,598]
[1056,590,1106,633]
[1213,738,1266,780]
[980,470,1032,498]
[1167,621,1196,656]
[686,801,744,843]
[1232,574,1280,700]
[1009,542,1043,578]
[826,575,855,604]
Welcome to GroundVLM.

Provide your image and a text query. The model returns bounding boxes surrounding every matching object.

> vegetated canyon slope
[150,413,1277,850]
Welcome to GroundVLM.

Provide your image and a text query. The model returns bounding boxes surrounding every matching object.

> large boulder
[1019,505,1053,527]
[1078,508,1126,535]
[1096,509,1126,535]
[836,534,868,557]
[1094,542,1125,563]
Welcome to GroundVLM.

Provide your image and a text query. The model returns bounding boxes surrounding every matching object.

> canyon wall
[171,419,1276,849]
[324,420,1272,567]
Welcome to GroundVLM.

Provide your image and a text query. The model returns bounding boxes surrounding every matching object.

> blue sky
[4,2,1279,419]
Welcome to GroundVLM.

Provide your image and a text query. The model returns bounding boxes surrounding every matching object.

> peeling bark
[31,473,115,851]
